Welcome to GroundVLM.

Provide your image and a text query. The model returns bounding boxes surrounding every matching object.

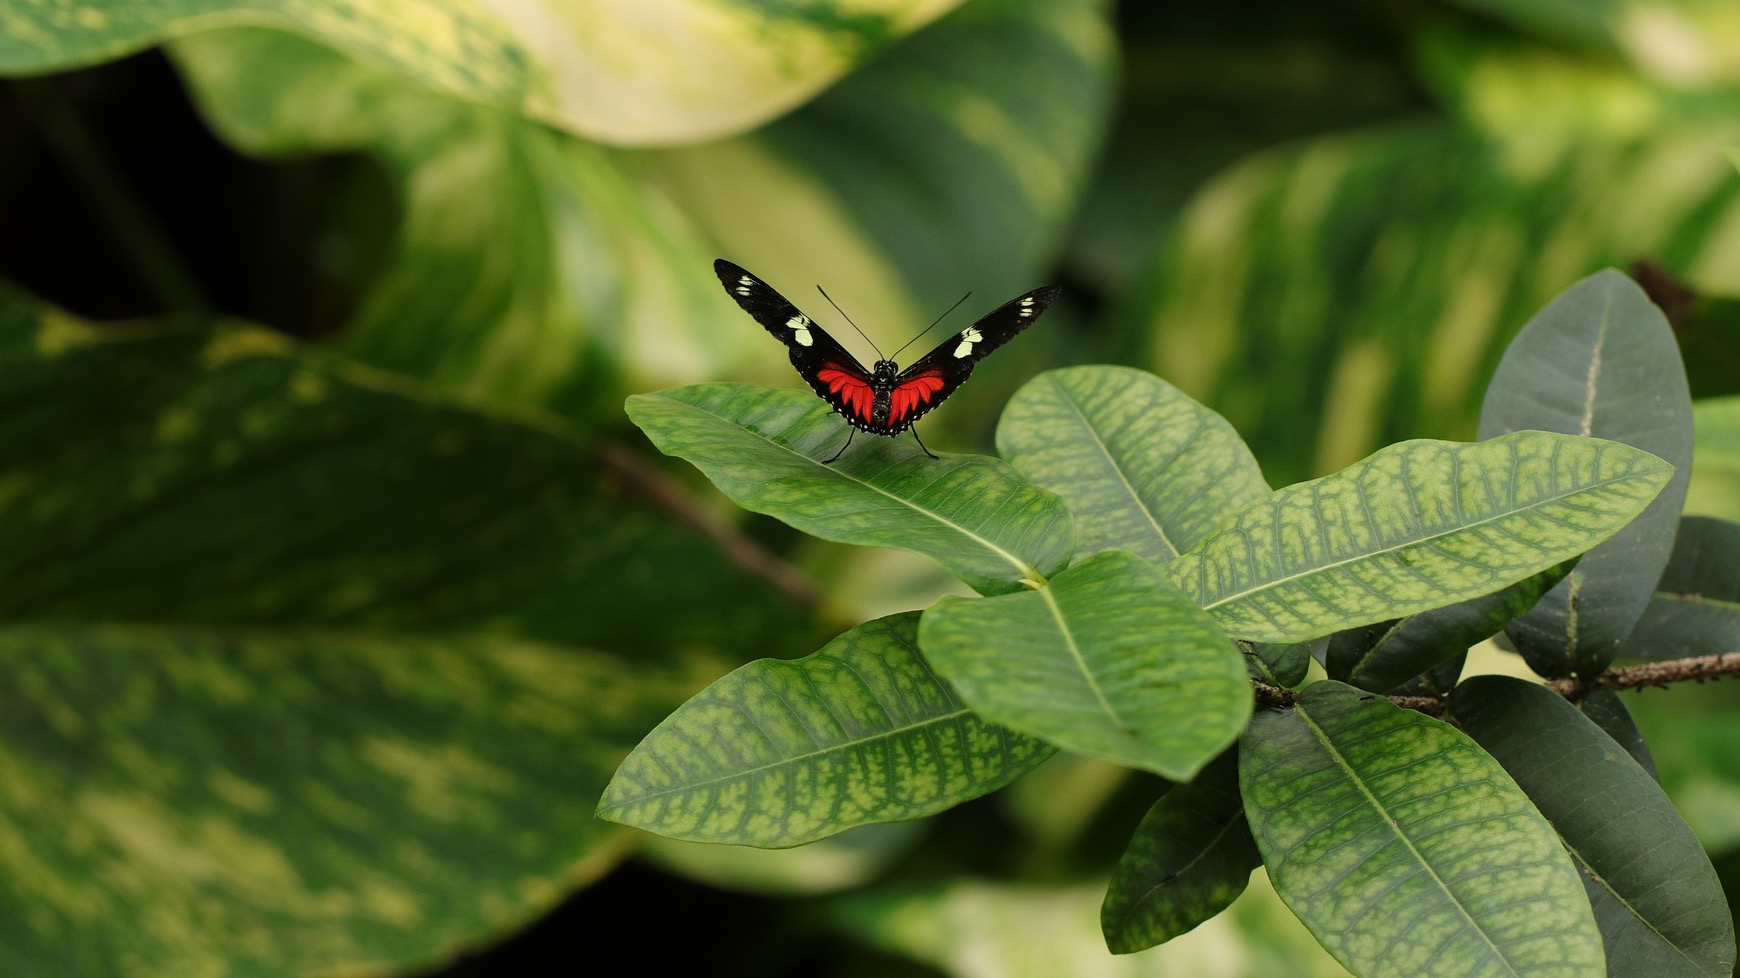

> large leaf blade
[1169,430,1673,643]
[597,613,1053,848]
[628,384,1074,595]
[918,550,1250,779]
[0,624,705,978]
[1242,681,1603,978]
[997,365,1269,567]
[1481,269,1694,675]
[2,0,964,145]
[1452,676,1736,978]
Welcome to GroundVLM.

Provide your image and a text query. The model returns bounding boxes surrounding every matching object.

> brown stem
[596,441,829,614]
[1256,653,1740,715]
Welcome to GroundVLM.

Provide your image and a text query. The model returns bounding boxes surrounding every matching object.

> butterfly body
[715,259,1058,443]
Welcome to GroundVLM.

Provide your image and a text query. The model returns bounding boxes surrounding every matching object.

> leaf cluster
[605,270,1738,977]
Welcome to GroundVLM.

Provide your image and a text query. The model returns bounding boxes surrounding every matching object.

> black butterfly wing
[714,259,879,428]
[885,284,1060,432]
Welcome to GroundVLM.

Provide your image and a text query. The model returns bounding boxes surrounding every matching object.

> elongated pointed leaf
[1245,638,1319,688]
[1623,515,1740,658]
[1101,752,1260,953]
[1242,681,1603,978]
[1481,269,1694,675]
[1,0,964,145]
[996,365,1269,567]
[628,384,1074,595]
[1168,430,1673,643]
[0,625,707,978]
[1326,559,1575,693]
[919,550,1249,779]
[598,613,1053,848]
[1452,677,1735,978]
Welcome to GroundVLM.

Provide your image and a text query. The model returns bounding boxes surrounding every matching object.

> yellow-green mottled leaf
[997,365,1268,567]
[1131,119,1740,487]
[1436,0,1740,85]
[1242,681,1604,978]
[1,0,966,145]
[0,625,711,977]
[627,384,1074,596]
[1168,431,1673,643]
[0,283,813,660]
[598,613,1054,848]
[919,551,1250,779]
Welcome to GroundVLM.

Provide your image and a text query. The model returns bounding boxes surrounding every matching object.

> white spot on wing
[739,275,753,285]
[953,326,983,359]
[786,314,813,346]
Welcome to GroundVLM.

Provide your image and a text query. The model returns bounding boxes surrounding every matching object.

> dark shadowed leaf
[1453,676,1734,978]
[1623,515,1740,659]
[1169,431,1672,643]
[628,384,1074,595]
[1578,688,1658,780]
[1325,559,1575,692]
[1101,751,1260,953]
[920,551,1249,779]
[1244,638,1319,689]
[1242,681,1602,978]
[997,365,1268,567]
[1481,269,1694,675]
[598,613,1054,848]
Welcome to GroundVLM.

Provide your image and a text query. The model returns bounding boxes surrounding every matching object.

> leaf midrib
[1052,377,1179,560]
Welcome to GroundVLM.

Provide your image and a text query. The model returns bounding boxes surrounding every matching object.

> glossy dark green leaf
[1242,681,1602,978]
[1623,515,1740,659]
[1452,676,1735,978]
[1169,431,1673,643]
[1389,651,1466,698]
[1,0,965,144]
[598,613,1054,848]
[1579,688,1658,780]
[1325,559,1575,693]
[628,384,1074,595]
[996,365,1268,567]
[1101,751,1260,953]
[920,551,1249,779]
[1481,269,1694,675]
[0,624,709,978]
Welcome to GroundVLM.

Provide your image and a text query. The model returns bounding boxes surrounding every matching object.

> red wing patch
[817,366,875,423]
[889,372,946,427]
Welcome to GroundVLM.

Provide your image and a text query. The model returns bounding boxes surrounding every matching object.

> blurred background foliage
[0,0,1737,975]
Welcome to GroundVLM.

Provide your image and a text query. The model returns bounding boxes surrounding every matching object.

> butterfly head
[872,360,899,383]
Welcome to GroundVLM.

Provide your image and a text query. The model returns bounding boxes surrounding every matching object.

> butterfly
[715,259,1059,461]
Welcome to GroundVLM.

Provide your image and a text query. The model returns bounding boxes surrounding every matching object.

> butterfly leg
[909,425,940,460]
[822,428,856,464]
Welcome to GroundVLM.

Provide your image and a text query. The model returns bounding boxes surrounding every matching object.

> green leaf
[1127,119,1740,487]
[1101,752,1261,954]
[2,0,965,145]
[0,291,809,659]
[1578,688,1659,780]
[597,612,1053,848]
[1480,269,1694,675]
[627,384,1074,596]
[0,624,709,978]
[1242,681,1603,978]
[1435,0,1740,83]
[1452,676,1736,978]
[918,550,1250,779]
[1244,638,1319,689]
[1169,431,1673,644]
[1325,559,1575,693]
[996,365,1269,567]
[1623,515,1740,658]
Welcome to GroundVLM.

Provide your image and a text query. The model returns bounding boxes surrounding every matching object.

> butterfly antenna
[890,292,972,361]
[817,286,885,359]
